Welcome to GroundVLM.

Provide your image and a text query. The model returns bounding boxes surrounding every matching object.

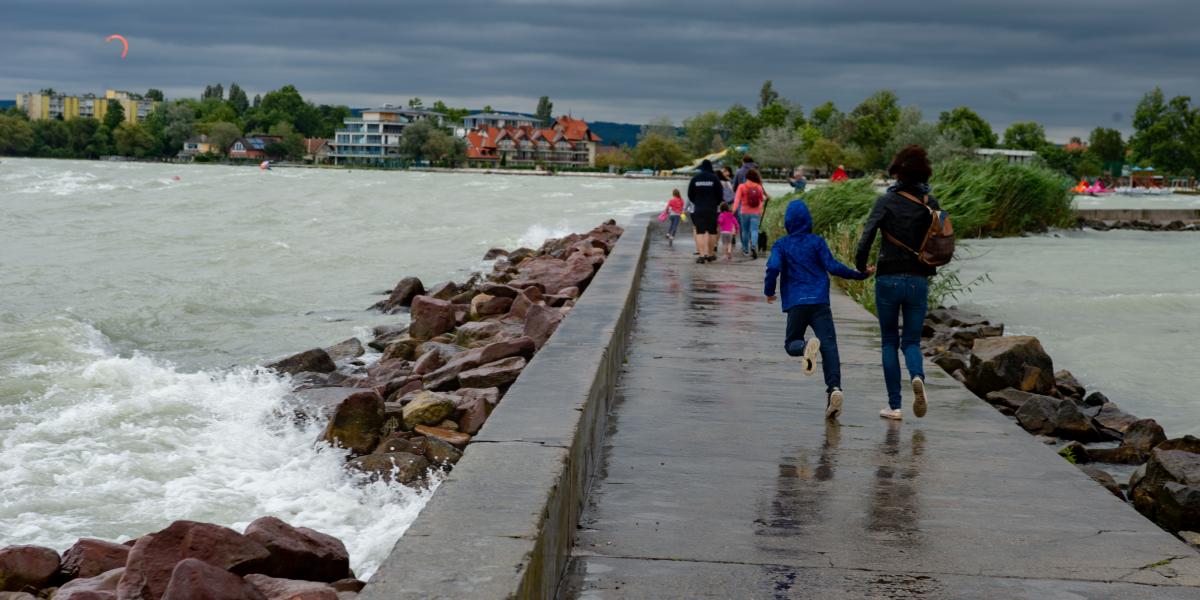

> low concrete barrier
[361,214,653,600]
[1077,208,1200,223]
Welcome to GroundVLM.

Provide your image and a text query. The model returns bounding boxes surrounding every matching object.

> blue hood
[785,200,813,235]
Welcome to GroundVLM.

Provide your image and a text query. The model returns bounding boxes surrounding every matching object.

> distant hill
[588,121,643,148]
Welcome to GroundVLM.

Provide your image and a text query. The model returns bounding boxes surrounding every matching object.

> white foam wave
[516,222,573,249]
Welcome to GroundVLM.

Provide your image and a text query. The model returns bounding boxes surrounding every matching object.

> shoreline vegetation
[761,157,1200,548]
[0,222,624,597]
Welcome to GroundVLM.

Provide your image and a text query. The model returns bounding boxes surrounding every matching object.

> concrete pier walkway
[558,226,1200,598]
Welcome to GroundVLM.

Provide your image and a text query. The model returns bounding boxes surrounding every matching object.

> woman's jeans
[667,214,681,237]
[739,214,760,253]
[875,275,928,409]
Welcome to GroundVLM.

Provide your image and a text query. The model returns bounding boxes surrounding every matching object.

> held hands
[866,265,877,275]
[766,295,776,304]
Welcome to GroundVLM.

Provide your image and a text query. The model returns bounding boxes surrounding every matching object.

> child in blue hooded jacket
[765,200,873,420]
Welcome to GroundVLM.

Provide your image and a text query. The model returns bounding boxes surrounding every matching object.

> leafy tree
[721,104,760,145]
[633,132,687,171]
[316,104,352,138]
[596,146,634,170]
[407,97,424,109]
[937,106,996,148]
[682,111,722,157]
[482,104,493,113]
[1129,87,1197,173]
[0,114,35,154]
[90,125,112,156]
[1003,121,1048,151]
[749,126,800,171]
[757,101,790,130]
[252,94,261,108]
[1077,154,1103,178]
[846,90,901,169]
[113,122,156,157]
[398,120,439,163]
[267,121,306,161]
[33,119,70,155]
[206,121,241,156]
[39,88,57,96]
[431,100,470,124]
[248,85,321,136]
[103,100,125,130]
[639,116,677,142]
[139,105,168,157]
[202,84,224,101]
[1086,127,1124,172]
[535,96,553,125]
[228,83,249,115]
[145,89,165,102]
[758,80,779,112]
[1038,144,1077,176]
[65,117,99,157]
[804,137,849,174]
[809,101,846,142]
[162,102,196,154]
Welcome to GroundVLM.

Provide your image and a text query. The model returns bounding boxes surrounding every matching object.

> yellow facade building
[15,90,157,124]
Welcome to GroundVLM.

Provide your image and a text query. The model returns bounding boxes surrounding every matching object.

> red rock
[454,388,500,435]
[265,349,336,376]
[477,283,520,298]
[421,337,535,391]
[0,545,60,592]
[377,277,424,313]
[345,452,430,485]
[524,304,564,349]
[244,575,336,600]
[330,579,364,592]
[558,286,580,299]
[469,294,513,319]
[412,350,446,376]
[319,391,385,456]
[160,559,265,600]
[413,425,472,448]
[408,296,456,340]
[425,282,458,301]
[508,255,595,297]
[455,321,503,342]
[55,567,124,600]
[243,517,349,583]
[117,521,270,600]
[384,378,423,402]
[60,538,130,580]
[374,434,423,455]
[458,356,527,389]
[507,293,535,320]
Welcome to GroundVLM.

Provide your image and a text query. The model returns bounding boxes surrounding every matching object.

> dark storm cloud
[3,0,1198,138]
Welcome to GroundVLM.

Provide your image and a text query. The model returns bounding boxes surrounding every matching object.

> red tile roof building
[465,116,602,168]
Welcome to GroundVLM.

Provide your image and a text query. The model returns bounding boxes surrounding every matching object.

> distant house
[178,135,213,160]
[462,112,543,130]
[229,136,283,160]
[464,115,602,168]
[304,138,330,164]
[975,148,1037,165]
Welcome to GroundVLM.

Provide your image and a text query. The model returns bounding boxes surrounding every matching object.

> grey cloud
[2,0,1198,140]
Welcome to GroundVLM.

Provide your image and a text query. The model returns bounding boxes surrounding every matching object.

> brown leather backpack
[883,191,955,267]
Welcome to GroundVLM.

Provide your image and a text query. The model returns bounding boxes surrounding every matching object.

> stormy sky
[3,0,1197,140]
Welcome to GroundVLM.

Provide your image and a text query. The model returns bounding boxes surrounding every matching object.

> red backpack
[744,184,763,209]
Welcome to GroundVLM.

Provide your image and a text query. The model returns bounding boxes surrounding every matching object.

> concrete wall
[1077,208,1200,223]
[361,214,652,600]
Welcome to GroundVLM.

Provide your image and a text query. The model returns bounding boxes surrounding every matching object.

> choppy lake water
[0,158,732,577]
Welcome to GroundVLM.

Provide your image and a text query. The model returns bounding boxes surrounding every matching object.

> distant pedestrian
[831,164,849,182]
[789,168,808,192]
[765,200,872,420]
[733,155,758,193]
[664,189,685,243]
[855,145,941,421]
[687,159,724,263]
[720,166,736,204]
[717,202,740,261]
[732,168,769,260]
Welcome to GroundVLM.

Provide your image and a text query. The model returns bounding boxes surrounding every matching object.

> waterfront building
[15,89,157,124]
[464,115,602,168]
[304,138,331,164]
[461,112,542,130]
[228,136,283,160]
[975,148,1037,165]
[328,105,445,165]
[178,135,213,159]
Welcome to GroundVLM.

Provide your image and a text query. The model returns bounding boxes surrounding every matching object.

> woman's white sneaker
[912,377,928,418]
[802,338,820,376]
[826,388,844,420]
[879,408,903,420]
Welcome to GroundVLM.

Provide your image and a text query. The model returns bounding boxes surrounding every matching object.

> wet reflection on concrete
[867,421,926,544]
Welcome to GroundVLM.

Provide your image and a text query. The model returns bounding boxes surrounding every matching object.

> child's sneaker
[912,377,928,418]
[879,407,903,420]
[802,338,820,376]
[826,388,843,420]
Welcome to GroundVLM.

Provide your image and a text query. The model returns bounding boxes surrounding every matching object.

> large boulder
[413,425,471,448]
[419,436,464,467]
[345,452,430,485]
[319,391,384,456]
[0,545,59,592]
[323,339,364,364]
[426,282,459,301]
[1054,370,1086,400]
[380,336,421,363]
[1123,419,1168,454]
[469,294,512,320]
[454,321,503,343]
[1077,465,1125,500]
[117,521,270,600]
[1092,403,1141,439]
[1129,437,1200,532]
[508,255,595,296]
[421,337,535,391]
[964,336,1055,397]
[60,539,130,580]
[377,277,425,313]
[523,304,564,350]
[458,357,526,389]
[454,388,500,435]
[926,307,992,328]
[478,283,520,298]
[160,559,265,600]
[55,567,124,600]
[401,391,457,430]
[243,575,337,600]
[408,296,456,341]
[1014,395,1107,441]
[983,388,1048,416]
[265,349,336,376]
[243,518,349,583]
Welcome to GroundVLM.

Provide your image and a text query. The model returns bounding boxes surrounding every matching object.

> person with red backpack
[855,145,954,421]
[732,168,769,260]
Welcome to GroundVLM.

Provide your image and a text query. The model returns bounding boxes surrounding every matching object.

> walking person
[687,159,723,263]
[719,166,736,254]
[732,168,769,260]
[717,202,740,261]
[664,189,685,244]
[733,154,758,193]
[765,200,872,420]
[855,145,940,421]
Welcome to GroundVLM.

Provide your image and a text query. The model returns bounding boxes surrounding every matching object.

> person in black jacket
[687,159,724,263]
[855,145,939,421]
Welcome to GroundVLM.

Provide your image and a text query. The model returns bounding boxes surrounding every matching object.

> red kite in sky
[106,34,128,59]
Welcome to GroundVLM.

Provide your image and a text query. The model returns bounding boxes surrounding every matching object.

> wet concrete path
[558,226,1200,599]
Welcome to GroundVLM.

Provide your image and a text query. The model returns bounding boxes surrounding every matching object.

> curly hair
[888,145,932,184]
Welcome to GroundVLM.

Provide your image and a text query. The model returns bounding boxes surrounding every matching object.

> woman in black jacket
[855,145,939,421]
